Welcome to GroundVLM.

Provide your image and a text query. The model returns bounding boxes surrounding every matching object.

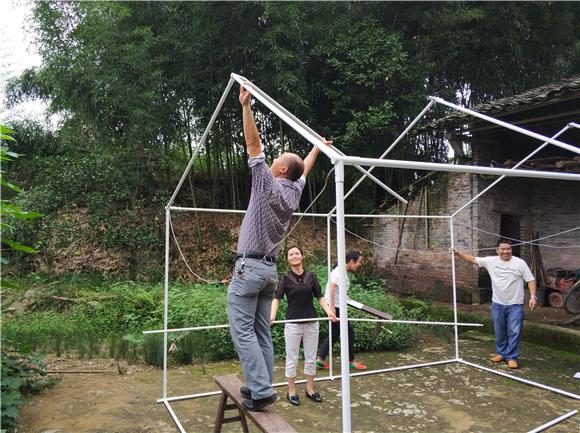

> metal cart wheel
[564,280,580,315]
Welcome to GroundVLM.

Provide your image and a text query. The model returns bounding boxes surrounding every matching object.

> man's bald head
[272,152,304,181]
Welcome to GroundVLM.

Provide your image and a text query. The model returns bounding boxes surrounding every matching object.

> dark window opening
[500,214,521,257]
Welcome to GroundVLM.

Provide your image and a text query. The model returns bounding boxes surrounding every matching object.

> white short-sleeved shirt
[476,256,535,305]
[324,266,350,307]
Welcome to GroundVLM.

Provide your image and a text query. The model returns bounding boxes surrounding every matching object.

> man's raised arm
[303,139,333,178]
[239,85,262,158]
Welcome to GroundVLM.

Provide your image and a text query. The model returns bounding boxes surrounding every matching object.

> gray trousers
[227,258,277,399]
[284,321,319,378]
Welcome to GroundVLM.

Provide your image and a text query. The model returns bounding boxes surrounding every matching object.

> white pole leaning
[449,218,460,359]
[163,208,170,399]
[168,77,236,207]
[334,160,352,432]
[452,125,573,217]
[429,96,580,156]
[333,155,580,182]
[327,215,335,379]
[526,410,578,433]
[230,73,338,162]
[336,99,437,210]
[230,73,406,204]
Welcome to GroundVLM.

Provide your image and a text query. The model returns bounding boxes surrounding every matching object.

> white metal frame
[146,73,580,433]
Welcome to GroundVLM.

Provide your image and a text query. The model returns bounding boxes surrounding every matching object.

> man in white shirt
[315,250,367,371]
[453,239,538,369]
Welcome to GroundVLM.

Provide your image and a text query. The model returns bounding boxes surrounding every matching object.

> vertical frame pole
[327,215,334,378]
[449,218,460,359]
[335,160,352,432]
[163,208,171,398]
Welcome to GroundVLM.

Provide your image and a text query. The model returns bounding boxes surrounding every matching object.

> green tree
[0,125,43,287]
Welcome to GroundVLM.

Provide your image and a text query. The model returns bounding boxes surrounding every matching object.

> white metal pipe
[161,390,221,403]
[144,317,327,335]
[163,208,170,399]
[334,160,352,432]
[158,359,458,403]
[169,206,330,218]
[337,214,449,219]
[230,73,405,203]
[349,163,407,203]
[348,318,482,327]
[458,359,580,400]
[326,215,334,379]
[171,206,451,219]
[429,96,580,156]
[349,358,458,378]
[167,77,236,208]
[336,99,437,211]
[231,73,339,162]
[569,122,579,129]
[144,317,483,335]
[449,219,460,359]
[452,125,572,217]
[526,410,578,433]
[330,143,407,204]
[334,155,580,182]
[383,100,438,159]
[162,400,187,433]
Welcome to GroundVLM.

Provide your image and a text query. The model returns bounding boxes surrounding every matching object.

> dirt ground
[17,330,580,433]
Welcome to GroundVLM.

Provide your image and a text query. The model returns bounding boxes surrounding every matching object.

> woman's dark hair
[286,245,304,256]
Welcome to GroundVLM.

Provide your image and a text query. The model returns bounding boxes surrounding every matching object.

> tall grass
[3,271,425,366]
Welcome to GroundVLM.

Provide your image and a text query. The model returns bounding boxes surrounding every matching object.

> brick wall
[372,173,479,302]
[529,180,580,271]
[372,173,579,302]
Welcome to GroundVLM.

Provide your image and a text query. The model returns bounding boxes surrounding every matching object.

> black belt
[236,253,276,264]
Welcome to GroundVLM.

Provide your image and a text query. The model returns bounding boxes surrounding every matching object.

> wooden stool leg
[238,407,249,433]
[213,392,228,433]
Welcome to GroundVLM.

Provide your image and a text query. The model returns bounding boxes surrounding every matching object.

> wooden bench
[213,374,296,433]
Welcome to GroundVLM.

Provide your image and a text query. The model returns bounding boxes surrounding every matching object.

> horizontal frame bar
[458,359,580,400]
[144,318,482,335]
[162,400,187,433]
[334,155,580,182]
[169,206,452,219]
[158,359,458,403]
[430,96,580,156]
[527,410,578,433]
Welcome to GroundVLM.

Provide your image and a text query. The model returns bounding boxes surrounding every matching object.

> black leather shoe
[242,393,277,412]
[286,393,300,406]
[240,386,251,400]
[305,391,323,403]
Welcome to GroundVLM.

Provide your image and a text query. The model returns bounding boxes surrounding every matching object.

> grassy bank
[2,268,429,366]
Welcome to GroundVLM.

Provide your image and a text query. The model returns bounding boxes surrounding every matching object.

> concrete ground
[18,331,580,433]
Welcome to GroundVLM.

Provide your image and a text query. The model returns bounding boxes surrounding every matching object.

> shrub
[1,345,57,432]
[3,271,419,366]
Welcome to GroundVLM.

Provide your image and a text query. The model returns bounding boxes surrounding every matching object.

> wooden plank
[348,298,393,320]
[214,374,296,433]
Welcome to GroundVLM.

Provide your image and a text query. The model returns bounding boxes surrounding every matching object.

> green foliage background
[2,270,426,367]
[3,2,580,277]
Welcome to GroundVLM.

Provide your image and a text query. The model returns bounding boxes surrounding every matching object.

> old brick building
[372,75,580,304]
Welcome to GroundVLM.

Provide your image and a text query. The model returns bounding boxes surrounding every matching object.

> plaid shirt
[237,153,305,258]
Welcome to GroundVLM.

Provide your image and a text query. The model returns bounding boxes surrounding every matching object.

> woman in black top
[270,246,337,406]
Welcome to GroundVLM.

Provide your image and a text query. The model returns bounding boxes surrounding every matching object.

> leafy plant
[1,344,57,433]
[0,125,43,288]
